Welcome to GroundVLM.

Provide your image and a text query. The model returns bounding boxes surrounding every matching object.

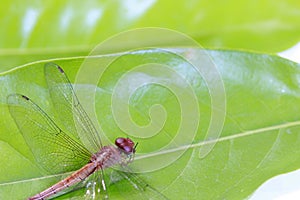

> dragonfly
[7,63,168,200]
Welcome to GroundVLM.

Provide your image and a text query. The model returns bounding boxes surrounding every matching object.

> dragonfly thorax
[90,146,123,169]
[90,137,136,170]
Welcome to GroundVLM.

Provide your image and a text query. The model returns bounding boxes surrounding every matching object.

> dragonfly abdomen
[28,146,126,200]
[28,162,96,200]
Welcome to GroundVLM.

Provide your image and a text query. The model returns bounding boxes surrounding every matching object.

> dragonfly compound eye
[115,137,135,154]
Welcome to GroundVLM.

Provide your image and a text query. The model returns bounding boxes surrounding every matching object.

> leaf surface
[0,49,300,199]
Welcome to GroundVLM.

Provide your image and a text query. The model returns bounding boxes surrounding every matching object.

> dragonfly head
[115,137,136,154]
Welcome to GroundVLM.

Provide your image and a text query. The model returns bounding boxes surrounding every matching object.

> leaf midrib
[136,120,300,160]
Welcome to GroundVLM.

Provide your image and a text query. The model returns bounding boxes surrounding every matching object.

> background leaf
[1,49,300,199]
[1,1,300,71]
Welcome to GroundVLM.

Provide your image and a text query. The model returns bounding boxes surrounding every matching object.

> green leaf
[1,1,300,70]
[1,49,300,199]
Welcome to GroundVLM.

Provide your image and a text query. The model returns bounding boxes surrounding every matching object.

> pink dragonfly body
[29,138,136,200]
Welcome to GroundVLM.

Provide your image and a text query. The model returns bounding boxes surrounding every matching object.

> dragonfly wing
[44,63,102,153]
[84,169,109,200]
[109,169,170,200]
[7,93,91,174]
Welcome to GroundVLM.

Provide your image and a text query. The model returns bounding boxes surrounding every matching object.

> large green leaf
[0,49,300,199]
[1,1,300,70]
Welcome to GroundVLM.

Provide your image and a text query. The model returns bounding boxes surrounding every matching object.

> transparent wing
[109,169,170,200]
[44,63,102,153]
[7,93,91,174]
[84,170,109,200]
